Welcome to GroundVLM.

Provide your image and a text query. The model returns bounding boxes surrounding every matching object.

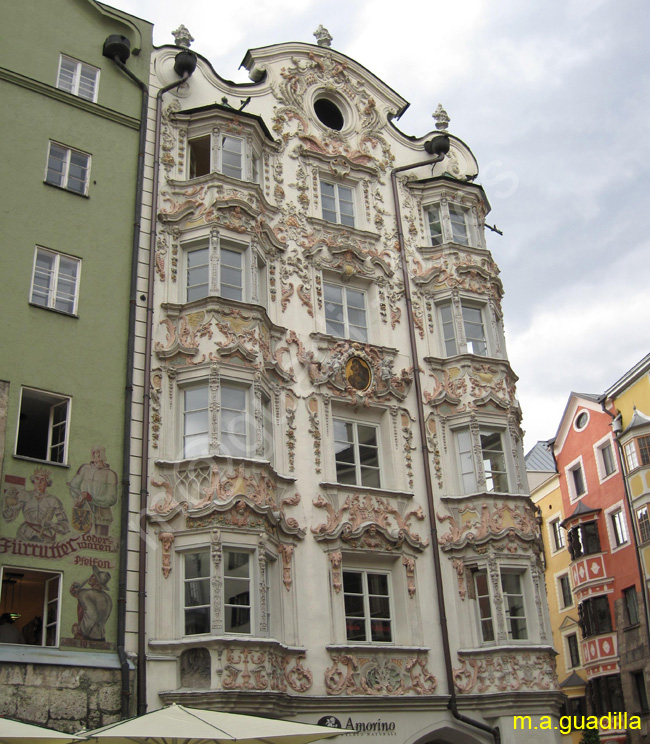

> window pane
[449,205,469,245]
[46,145,67,186]
[78,64,97,100]
[428,206,443,245]
[440,303,457,356]
[57,57,77,93]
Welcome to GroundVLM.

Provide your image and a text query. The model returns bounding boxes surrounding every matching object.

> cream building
[126,26,563,744]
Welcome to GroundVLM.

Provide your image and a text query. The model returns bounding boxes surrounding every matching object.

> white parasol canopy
[0,717,84,744]
[80,704,344,744]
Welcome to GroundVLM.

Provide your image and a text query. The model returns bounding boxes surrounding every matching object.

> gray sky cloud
[112,0,650,450]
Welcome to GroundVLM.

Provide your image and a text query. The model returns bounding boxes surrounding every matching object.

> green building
[0,0,152,730]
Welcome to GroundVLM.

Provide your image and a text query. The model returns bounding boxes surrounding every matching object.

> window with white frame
[184,237,266,306]
[187,132,260,182]
[56,55,99,101]
[16,388,70,464]
[183,381,256,460]
[567,632,580,668]
[182,546,259,637]
[0,567,61,646]
[45,142,90,195]
[596,438,617,480]
[637,506,650,543]
[456,427,509,494]
[558,574,573,609]
[566,458,587,501]
[30,248,80,315]
[610,508,629,548]
[343,569,392,643]
[624,586,639,626]
[624,436,650,471]
[323,282,368,341]
[321,181,355,227]
[426,201,473,247]
[625,440,639,470]
[440,301,488,357]
[473,567,529,643]
[333,419,380,488]
[550,518,566,551]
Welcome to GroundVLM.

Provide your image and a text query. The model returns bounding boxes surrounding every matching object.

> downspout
[603,405,650,658]
[137,51,197,716]
[390,150,500,744]
[105,47,148,720]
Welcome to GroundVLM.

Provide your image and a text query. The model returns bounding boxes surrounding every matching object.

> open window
[16,388,70,464]
[0,567,61,646]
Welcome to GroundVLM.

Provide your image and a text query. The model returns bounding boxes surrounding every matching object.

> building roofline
[603,352,650,400]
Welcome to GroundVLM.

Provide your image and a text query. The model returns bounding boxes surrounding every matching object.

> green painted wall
[0,0,152,657]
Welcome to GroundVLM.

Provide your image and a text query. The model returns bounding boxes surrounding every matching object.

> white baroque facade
[127,30,563,744]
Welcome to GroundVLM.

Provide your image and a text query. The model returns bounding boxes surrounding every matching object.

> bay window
[440,301,488,357]
[456,427,510,494]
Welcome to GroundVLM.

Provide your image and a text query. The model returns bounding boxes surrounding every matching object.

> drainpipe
[390,148,500,744]
[103,37,149,719]
[137,49,197,716]
[603,405,650,659]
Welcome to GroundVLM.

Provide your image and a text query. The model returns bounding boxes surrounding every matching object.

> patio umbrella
[80,704,344,744]
[0,718,84,744]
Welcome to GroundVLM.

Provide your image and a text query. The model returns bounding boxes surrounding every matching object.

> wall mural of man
[2,467,70,544]
[70,566,113,641]
[68,446,118,536]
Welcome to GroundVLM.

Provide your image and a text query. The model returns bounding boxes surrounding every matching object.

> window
[321,181,355,227]
[334,419,380,487]
[426,202,473,247]
[343,570,392,643]
[187,132,260,182]
[440,302,487,357]
[600,441,616,478]
[16,388,69,464]
[567,633,580,668]
[551,518,566,551]
[501,571,527,640]
[473,568,528,643]
[588,674,624,715]
[183,549,211,635]
[567,521,601,559]
[0,568,61,647]
[186,242,246,303]
[456,428,509,494]
[183,382,253,460]
[474,570,494,642]
[559,574,573,609]
[610,509,629,547]
[183,548,255,637]
[637,506,650,543]
[640,436,650,466]
[570,463,586,499]
[579,596,612,638]
[323,282,367,341]
[624,587,639,626]
[30,248,80,315]
[45,142,90,195]
[56,55,99,101]
[625,441,640,470]
[633,671,649,711]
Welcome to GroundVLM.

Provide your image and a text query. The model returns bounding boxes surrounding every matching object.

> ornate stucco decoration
[216,645,313,693]
[433,103,450,131]
[436,497,540,553]
[423,361,518,415]
[325,653,437,696]
[314,25,333,47]
[154,305,294,382]
[288,332,412,404]
[312,493,428,551]
[158,531,175,578]
[453,650,558,694]
[411,249,503,306]
[149,462,304,541]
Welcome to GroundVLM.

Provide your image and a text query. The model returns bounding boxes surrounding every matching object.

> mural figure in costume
[68,446,118,536]
[70,566,113,641]
[3,468,70,544]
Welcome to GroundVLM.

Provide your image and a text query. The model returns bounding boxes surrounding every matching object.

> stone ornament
[453,650,558,694]
[325,653,437,696]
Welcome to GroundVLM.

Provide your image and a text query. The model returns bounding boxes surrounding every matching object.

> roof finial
[433,103,450,131]
[172,25,194,49]
[314,25,333,47]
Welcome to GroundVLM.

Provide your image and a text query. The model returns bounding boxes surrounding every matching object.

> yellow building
[604,352,650,719]
[527,441,586,742]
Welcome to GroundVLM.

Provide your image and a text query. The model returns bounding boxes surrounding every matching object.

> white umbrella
[80,704,344,744]
[0,718,84,744]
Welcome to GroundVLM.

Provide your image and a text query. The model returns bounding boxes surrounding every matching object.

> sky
[112,0,650,451]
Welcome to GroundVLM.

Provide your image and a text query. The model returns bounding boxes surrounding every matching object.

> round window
[575,411,589,430]
[314,98,344,131]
